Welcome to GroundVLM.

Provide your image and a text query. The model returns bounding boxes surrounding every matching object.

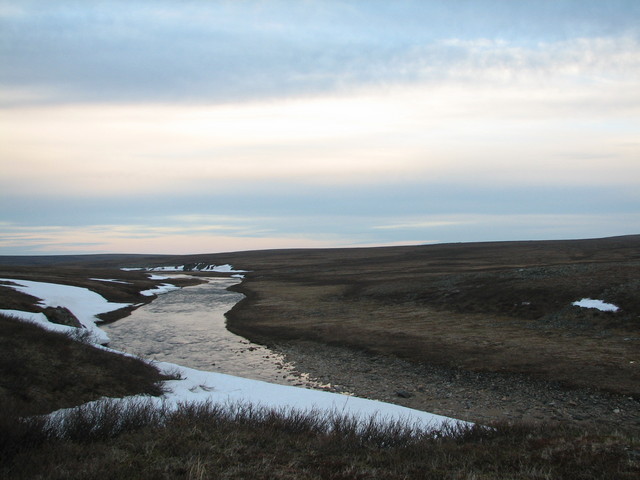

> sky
[1,0,639,255]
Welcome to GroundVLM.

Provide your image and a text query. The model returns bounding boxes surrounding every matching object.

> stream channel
[102,276,323,388]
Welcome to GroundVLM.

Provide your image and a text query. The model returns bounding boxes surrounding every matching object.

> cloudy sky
[1,0,639,255]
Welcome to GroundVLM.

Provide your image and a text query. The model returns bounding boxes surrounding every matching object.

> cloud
[0,222,342,255]
[3,210,639,255]
[373,220,470,230]
[0,1,638,255]
[2,68,638,198]
[1,1,638,105]
[369,213,640,245]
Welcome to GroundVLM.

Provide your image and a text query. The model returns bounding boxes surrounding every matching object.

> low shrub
[1,399,636,479]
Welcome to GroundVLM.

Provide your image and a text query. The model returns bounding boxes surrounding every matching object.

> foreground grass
[0,314,171,416]
[1,400,638,480]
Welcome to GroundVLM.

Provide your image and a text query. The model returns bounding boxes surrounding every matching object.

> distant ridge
[0,234,638,267]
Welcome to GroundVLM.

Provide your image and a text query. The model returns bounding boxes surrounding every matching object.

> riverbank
[221,236,640,433]
[273,339,639,433]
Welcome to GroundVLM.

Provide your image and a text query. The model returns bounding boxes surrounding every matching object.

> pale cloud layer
[1,1,638,254]
[2,75,638,195]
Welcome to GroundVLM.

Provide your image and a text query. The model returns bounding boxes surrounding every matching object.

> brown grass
[223,236,640,398]
[1,399,637,480]
[0,314,171,416]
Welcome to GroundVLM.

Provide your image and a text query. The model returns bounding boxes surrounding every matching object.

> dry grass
[1,399,637,479]
[224,236,640,398]
[0,314,171,416]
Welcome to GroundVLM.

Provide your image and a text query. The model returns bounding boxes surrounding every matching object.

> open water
[101,276,316,387]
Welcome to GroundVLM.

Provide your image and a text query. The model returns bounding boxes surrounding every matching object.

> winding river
[101,276,319,388]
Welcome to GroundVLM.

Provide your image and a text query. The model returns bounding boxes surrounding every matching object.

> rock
[43,306,83,328]
[396,389,412,398]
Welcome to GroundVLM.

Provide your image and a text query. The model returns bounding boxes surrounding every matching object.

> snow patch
[572,298,619,312]
[48,360,469,432]
[121,263,248,273]
[199,264,248,273]
[140,283,181,296]
[0,309,78,336]
[147,274,169,280]
[90,278,132,284]
[0,278,132,344]
[150,265,185,272]
[156,362,469,429]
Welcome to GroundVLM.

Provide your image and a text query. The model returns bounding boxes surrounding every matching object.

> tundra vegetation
[0,236,639,479]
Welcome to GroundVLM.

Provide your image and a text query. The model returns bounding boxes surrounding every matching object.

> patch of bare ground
[274,340,639,433]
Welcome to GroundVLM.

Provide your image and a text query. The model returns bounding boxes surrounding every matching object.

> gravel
[273,340,639,432]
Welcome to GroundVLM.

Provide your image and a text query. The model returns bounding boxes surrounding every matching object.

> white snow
[200,264,248,273]
[572,298,620,312]
[122,264,248,273]
[140,283,181,296]
[0,278,132,344]
[158,363,467,429]
[48,361,468,432]
[150,265,186,272]
[90,278,132,284]
[0,309,78,336]
[147,274,169,280]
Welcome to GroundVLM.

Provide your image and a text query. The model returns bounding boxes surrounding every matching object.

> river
[101,276,321,388]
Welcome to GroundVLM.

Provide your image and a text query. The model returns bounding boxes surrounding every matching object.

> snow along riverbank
[0,274,468,430]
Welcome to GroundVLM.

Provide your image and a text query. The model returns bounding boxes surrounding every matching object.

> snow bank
[200,264,248,273]
[48,361,468,432]
[150,265,185,272]
[0,278,132,344]
[0,309,78,336]
[572,298,619,312]
[121,263,248,273]
[90,278,132,284]
[140,283,181,296]
[156,362,468,430]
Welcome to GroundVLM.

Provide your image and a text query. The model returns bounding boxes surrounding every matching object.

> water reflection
[102,276,319,387]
